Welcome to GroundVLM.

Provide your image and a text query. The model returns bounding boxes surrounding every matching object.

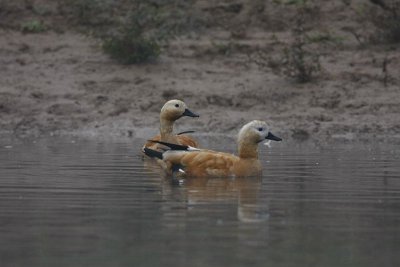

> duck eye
[175,104,179,108]
[258,127,263,132]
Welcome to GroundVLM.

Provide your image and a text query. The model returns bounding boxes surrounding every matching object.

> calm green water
[0,138,399,267]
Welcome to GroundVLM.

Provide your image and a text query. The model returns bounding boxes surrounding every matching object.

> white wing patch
[187,146,201,151]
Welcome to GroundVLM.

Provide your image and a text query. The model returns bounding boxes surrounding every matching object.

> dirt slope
[0,1,399,143]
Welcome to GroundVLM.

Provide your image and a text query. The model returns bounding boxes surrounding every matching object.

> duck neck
[238,140,259,159]
[160,117,174,141]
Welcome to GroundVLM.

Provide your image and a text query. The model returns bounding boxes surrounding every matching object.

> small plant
[306,31,344,44]
[58,0,202,64]
[57,0,112,27]
[381,54,395,87]
[21,20,46,33]
[368,0,400,43]
[251,0,321,82]
[211,42,236,56]
[282,37,321,83]
[100,0,201,64]
[102,34,160,64]
[281,8,321,83]
[101,3,163,64]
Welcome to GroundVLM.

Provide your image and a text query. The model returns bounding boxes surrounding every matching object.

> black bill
[182,108,199,118]
[266,132,282,141]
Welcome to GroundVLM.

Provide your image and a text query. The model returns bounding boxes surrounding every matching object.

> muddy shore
[1,1,399,144]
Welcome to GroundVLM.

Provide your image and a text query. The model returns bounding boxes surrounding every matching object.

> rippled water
[1,138,400,267]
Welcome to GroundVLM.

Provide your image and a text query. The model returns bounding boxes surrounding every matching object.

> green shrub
[212,42,236,56]
[58,0,202,64]
[101,3,163,64]
[102,35,160,64]
[21,20,46,33]
[281,3,321,83]
[282,35,321,83]
[100,1,201,64]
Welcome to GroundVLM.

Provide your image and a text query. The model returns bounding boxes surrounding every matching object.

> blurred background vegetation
[0,0,399,80]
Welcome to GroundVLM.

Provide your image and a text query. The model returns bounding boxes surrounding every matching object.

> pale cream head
[237,120,281,159]
[160,99,198,121]
[238,120,270,144]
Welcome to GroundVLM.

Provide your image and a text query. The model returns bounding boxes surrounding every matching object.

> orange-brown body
[162,150,262,177]
[149,120,282,178]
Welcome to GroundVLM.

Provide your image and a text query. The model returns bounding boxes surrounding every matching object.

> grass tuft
[21,20,46,33]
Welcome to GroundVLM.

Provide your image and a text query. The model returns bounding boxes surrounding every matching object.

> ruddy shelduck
[144,120,282,177]
[142,99,199,152]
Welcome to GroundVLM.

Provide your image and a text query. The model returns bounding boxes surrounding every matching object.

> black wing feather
[147,140,189,151]
[143,147,163,159]
[176,130,195,135]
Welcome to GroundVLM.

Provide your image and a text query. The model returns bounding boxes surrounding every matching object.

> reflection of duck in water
[183,176,269,222]
[142,99,199,154]
[144,120,281,178]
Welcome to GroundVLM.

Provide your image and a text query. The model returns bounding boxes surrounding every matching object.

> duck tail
[147,140,189,151]
[143,147,163,159]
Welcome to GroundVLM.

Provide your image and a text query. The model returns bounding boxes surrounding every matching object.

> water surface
[1,138,399,267]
